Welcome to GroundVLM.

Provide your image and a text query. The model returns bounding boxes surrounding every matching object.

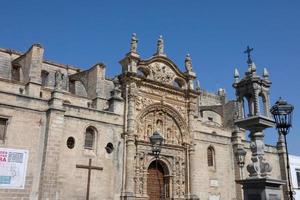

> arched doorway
[147,160,169,200]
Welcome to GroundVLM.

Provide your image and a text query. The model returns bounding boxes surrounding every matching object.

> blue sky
[0,1,299,155]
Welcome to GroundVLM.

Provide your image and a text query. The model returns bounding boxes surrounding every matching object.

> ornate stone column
[123,83,136,199]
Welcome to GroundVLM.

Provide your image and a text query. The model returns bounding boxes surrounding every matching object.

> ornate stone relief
[136,109,183,145]
[173,156,186,197]
[147,62,176,85]
[133,151,186,198]
[135,96,154,111]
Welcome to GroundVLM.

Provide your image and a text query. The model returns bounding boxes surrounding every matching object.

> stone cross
[76,159,103,200]
[244,46,253,64]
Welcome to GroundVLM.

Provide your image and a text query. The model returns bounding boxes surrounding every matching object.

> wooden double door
[147,161,169,200]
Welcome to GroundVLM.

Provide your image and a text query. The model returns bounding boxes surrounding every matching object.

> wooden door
[147,161,166,200]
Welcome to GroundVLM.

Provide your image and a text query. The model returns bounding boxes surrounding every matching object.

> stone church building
[0,35,289,200]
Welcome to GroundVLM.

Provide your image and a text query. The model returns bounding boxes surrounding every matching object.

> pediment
[137,56,188,88]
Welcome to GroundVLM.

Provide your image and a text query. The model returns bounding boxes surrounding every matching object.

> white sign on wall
[0,148,29,189]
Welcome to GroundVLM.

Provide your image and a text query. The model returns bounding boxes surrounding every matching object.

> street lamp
[270,98,295,200]
[149,131,164,199]
[149,131,164,158]
[235,147,247,179]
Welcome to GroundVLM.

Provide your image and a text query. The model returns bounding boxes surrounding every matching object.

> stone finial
[196,80,200,91]
[263,68,269,80]
[234,68,240,82]
[247,62,256,75]
[156,35,165,55]
[130,33,138,53]
[185,53,193,72]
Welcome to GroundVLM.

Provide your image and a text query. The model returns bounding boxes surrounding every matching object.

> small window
[207,146,215,167]
[84,127,96,149]
[11,65,21,81]
[208,117,213,122]
[41,70,49,86]
[105,143,114,154]
[0,118,8,141]
[296,170,300,188]
[67,137,75,149]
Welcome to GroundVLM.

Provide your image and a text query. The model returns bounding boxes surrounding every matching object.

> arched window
[207,146,215,167]
[84,127,96,149]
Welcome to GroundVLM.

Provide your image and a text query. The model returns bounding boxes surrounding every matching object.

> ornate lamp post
[235,147,247,180]
[271,98,295,200]
[149,131,164,158]
[149,131,164,199]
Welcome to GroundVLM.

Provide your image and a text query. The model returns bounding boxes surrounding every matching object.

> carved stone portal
[136,104,188,145]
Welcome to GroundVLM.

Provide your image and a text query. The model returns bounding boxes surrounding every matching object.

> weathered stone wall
[0,96,46,199]
[193,131,237,200]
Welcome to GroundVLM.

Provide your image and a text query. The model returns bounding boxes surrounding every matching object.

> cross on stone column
[76,158,103,200]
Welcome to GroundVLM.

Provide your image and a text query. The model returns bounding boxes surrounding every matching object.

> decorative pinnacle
[196,80,200,90]
[130,33,138,53]
[263,68,269,79]
[156,35,165,55]
[185,53,193,72]
[244,46,254,64]
[234,68,240,78]
[234,68,240,83]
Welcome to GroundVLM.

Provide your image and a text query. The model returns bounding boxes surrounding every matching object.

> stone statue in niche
[54,70,64,90]
[156,119,163,132]
[146,124,152,139]
[166,128,172,142]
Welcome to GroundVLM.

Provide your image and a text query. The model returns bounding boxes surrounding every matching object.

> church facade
[0,35,289,200]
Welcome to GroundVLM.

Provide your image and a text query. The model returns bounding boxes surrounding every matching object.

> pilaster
[39,89,65,200]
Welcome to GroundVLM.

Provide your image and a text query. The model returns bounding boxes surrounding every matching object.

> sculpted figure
[157,35,164,55]
[54,70,64,90]
[185,54,193,72]
[130,33,138,53]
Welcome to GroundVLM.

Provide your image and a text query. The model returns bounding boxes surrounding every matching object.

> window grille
[207,147,214,167]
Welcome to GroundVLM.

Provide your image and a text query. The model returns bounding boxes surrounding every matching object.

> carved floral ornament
[136,103,189,145]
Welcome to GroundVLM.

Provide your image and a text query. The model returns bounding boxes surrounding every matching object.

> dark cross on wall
[244,46,254,64]
[76,158,103,200]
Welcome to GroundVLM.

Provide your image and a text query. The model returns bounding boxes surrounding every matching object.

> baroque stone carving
[148,63,175,85]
